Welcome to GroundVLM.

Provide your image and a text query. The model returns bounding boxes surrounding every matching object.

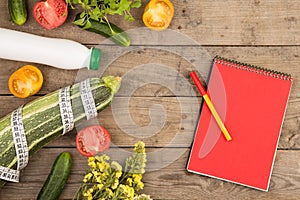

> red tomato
[76,125,111,157]
[32,0,68,30]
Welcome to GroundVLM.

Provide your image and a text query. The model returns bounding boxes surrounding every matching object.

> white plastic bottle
[0,28,101,70]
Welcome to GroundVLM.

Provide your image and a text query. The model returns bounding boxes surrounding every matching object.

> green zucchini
[0,76,121,187]
[75,13,131,47]
[37,152,72,200]
[8,0,27,25]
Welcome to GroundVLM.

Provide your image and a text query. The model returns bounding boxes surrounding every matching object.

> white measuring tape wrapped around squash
[0,76,121,187]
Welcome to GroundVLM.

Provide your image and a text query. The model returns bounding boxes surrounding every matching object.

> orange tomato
[142,0,174,31]
[8,65,43,98]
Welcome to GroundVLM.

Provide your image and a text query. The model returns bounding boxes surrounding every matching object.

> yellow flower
[115,170,122,179]
[132,174,142,182]
[132,174,144,190]
[126,185,135,198]
[111,161,122,171]
[88,157,95,163]
[83,187,93,199]
[97,161,110,172]
[83,192,89,197]
[119,184,135,199]
[105,188,114,197]
[95,174,103,183]
[83,173,93,183]
[111,179,119,190]
[127,178,133,186]
[134,141,145,153]
[92,169,100,178]
[137,181,144,190]
[75,142,149,200]
[97,183,104,190]
[96,154,110,162]
[88,161,97,169]
[133,194,153,200]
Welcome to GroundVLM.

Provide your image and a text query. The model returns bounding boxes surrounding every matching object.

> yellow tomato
[8,65,43,98]
[142,0,174,31]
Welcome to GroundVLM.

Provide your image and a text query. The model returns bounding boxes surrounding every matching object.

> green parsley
[67,0,142,29]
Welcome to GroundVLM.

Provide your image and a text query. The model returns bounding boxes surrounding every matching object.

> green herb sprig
[66,0,142,29]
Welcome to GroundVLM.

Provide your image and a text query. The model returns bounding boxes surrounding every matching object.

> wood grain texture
[0,47,299,149]
[0,46,299,96]
[0,1,299,45]
[0,94,298,150]
[0,0,299,199]
[0,148,300,200]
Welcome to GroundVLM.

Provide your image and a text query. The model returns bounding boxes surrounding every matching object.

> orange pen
[190,71,232,141]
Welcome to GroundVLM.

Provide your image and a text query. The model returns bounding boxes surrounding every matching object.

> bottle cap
[89,48,101,70]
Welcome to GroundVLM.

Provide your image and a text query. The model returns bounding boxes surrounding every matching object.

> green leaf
[90,0,98,6]
[114,8,124,15]
[89,7,101,21]
[109,1,118,10]
[73,17,86,26]
[65,0,71,5]
[119,0,131,11]
[131,1,142,8]
[83,20,92,29]
[80,11,87,18]
[124,15,134,22]
[72,0,139,47]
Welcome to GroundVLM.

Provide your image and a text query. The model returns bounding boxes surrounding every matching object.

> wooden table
[0,0,300,199]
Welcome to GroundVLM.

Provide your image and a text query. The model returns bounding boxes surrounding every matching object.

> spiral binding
[214,56,293,81]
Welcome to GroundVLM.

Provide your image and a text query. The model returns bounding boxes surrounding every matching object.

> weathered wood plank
[0,46,299,97]
[0,0,298,199]
[0,148,299,199]
[0,1,299,45]
[0,96,201,148]
[0,95,298,149]
[0,47,299,149]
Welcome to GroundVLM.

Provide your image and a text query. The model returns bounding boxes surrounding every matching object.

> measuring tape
[80,79,98,120]
[0,79,98,183]
[59,86,74,135]
[0,106,28,182]
[0,166,19,183]
[0,86,76,182]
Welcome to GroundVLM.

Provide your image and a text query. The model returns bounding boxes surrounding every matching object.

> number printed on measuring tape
[80,79,97,120]
[11,106,29,171]
[0,166,20,182]
[59,86,74,135]
[0,105,30,182]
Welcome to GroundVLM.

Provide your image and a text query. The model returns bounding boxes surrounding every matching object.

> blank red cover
[187,57,293,191]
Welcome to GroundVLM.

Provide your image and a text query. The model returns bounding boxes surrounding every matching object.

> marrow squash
[0,76,121,187]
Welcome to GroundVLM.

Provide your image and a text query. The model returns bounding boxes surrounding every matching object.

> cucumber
[75,13,131,47]
[37,152,72,200]
[8,0,27,25]
[0,76,121,187]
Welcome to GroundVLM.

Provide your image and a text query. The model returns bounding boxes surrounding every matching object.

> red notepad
[187,56,293,191]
